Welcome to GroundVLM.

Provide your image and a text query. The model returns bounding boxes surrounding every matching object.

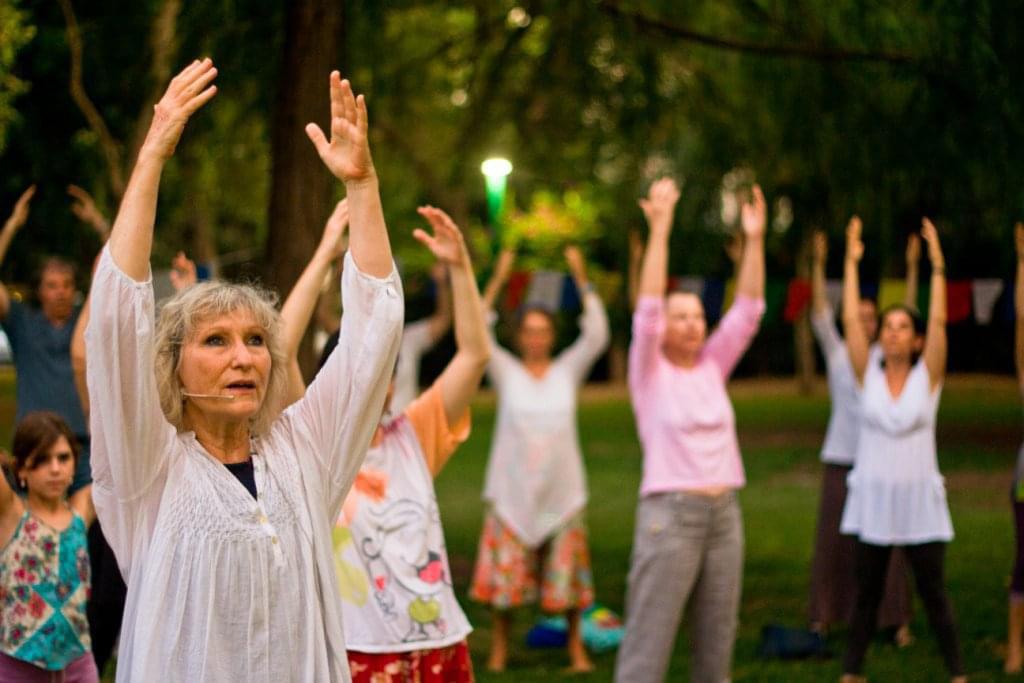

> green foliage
[0,0,34,154]
[2,0,1022,337]
[503,189,599,267]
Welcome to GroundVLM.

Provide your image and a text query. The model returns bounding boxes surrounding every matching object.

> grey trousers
[614,491,743,683]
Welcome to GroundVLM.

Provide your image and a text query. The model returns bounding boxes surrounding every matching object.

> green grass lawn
[1,368,1019,681]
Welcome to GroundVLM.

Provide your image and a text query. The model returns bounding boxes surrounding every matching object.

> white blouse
[482,291,609,548]
[811,305,880,465]
[840,356,953,545]
[86,247,403,683]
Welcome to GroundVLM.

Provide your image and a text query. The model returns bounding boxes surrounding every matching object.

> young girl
[271,203,487,682]
[0,411,97,682]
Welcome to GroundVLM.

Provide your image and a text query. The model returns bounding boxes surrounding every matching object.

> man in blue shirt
[0,185,106,491]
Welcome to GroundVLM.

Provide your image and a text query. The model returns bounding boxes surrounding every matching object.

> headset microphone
[182,392,237,401]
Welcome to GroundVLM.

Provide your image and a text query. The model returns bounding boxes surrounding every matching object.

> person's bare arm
[638,178,681,298]
[415,207,490,427]
[279,200,349,407]
[0,185,36,320]
[0,449,22,535]
[736,185,766,300]
[920,218,947,390]
[811,231,828,315]
[904,232,921,309]
[481,248,515,312]
[842,216,870,383]
[424,262,452,343]
[71,296,91,418]
[628,230,643,309]
[109,59,218,281]
[67,185,110,242]
[68,484,96,528]
[1016,222,1024,393]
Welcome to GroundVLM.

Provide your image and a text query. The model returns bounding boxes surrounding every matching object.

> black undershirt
[224,458,258,500]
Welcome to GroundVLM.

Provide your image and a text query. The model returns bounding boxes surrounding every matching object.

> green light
[481,158,512,226]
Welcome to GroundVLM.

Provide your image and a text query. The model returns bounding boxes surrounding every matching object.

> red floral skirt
[348,640,473,683]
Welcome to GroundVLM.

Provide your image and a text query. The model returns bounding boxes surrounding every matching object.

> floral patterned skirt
[469,511,594,612]
[347,640,473,683]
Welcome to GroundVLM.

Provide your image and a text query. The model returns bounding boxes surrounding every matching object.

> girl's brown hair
[10,412,80,488]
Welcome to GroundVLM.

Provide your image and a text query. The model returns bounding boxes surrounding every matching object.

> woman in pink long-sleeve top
[614,178,766,683]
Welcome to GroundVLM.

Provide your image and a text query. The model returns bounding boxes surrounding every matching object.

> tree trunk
[265,0,343,378]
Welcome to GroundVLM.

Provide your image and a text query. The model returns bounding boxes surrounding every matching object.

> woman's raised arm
[109,59,217,281]
[920,218,947,390]
[735,185,766,301]
[842,216,870,383]
[481,248,515,313]
[1016,223,1024,393]
[904,233,921,309]
[637,178,680,299]
[279,199,349,408]
[414,206,490,428]
[305,72,391,278]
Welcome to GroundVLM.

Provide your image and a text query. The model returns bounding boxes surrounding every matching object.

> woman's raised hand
[920,218,944,269]
[319,199,350,259]
[639,178,680,235]
[142,59,218,161]
[169,251,198,292]
[414,206,467,267]
[740,185,767,238]
[67,185,109,238]
[845,216,864,263]
[1014,222,1024,261]
[3,185,35,234]
[305,72,375,185]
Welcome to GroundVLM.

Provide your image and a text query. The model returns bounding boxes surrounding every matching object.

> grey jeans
[614,491,743,683]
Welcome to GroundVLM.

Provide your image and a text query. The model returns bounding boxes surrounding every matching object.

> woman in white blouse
[86,60,403,682]
[806,230,914,642]
[470,246,609,672]
[838,217,964,683]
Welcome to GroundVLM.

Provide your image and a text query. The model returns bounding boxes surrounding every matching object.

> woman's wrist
[343,169,379,191]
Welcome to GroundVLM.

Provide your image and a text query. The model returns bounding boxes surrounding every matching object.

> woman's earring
[18,479,26,489]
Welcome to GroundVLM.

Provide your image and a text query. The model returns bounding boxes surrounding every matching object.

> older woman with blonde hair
[85,59,403,682]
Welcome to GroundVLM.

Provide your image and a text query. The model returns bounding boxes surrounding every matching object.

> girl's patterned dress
[0,510,92,671]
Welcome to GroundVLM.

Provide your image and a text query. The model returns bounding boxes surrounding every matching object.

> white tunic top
[482,291,609,548]
[811,305,880,465]
[840,357,953,545]
[86,248,403,683]
[335,387,471,652]
[391,318,437,415]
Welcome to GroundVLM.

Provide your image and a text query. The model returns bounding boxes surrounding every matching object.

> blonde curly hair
[154,281,289,436]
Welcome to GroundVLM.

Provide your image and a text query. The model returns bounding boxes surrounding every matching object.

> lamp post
[481,157,512,228]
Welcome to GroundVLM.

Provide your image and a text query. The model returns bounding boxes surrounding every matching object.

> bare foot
[487,644,507,672]
[565,657,595,674]
[894,624,915,648]
[950,676,968,683]
[840,675,866,683]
